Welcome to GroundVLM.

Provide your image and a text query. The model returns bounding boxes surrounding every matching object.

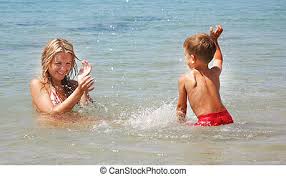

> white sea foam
[125,102,176,130]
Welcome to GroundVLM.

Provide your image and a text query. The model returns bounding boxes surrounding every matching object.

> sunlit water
[0,0,286,164]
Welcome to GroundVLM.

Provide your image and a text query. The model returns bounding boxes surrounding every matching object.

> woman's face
[48,52,73,83]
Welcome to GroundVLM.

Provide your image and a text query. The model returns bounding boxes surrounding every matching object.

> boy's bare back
[181,67,225,117]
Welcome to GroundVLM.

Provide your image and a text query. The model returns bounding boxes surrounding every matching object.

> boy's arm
[213,40,223,71]
[210,25,224,74]
[176,75,187,123]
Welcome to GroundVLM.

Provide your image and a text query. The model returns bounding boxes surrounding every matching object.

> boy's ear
[190,54,196,64]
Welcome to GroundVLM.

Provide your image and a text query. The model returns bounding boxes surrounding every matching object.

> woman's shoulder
[30,78,42,88]
[30,78,50,92]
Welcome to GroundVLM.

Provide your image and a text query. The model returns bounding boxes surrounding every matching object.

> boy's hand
[176,111,187,123]
[210,25,223,41]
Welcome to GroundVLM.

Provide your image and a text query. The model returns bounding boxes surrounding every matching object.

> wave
[124,101,176,131]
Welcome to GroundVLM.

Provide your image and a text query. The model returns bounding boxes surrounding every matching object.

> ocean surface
[0,0,286,164]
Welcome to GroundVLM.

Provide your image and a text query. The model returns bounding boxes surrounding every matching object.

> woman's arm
[80,91,94,106]
[77,59,94,106]
[30,76,94,115]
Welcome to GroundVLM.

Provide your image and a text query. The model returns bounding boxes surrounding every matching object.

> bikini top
[50,87,62,106]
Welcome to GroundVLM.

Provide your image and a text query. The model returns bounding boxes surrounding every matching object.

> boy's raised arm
[210,25,223,72]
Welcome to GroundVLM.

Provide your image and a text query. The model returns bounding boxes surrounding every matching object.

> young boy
[176,25,234,126]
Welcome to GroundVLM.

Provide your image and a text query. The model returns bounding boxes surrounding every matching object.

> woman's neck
[51,79,62,88]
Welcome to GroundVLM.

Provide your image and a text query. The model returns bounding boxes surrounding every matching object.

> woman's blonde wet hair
[41,38,77,86]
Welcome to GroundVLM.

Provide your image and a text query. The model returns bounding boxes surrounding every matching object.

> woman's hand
[77,75,94,93]
[77,59,94,92]
[78,59,92,83]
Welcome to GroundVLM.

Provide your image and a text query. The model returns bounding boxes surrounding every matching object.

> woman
[30,38,94,115]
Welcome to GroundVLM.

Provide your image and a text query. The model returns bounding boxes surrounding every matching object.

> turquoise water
[0,0,286,164]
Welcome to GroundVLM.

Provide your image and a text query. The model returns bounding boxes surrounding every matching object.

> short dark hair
[183,33,216,64]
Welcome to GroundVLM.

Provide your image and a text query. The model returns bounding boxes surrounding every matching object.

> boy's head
[183,33,216,67]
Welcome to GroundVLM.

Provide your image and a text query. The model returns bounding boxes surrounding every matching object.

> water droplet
[157,153,164,156]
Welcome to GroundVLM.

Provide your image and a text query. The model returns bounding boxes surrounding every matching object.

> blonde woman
[30,38,94,115]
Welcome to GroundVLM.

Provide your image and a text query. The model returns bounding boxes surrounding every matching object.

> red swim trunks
[193,109,234,126]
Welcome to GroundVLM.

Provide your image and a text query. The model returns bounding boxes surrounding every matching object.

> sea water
[0,0,286,164]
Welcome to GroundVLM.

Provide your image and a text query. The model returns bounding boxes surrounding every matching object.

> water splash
[125,102,176,131]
